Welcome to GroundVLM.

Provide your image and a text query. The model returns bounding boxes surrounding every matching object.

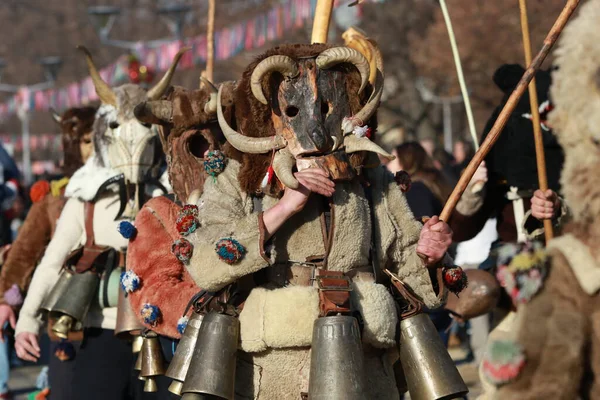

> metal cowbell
[114,285,144,339]
[50,270,100,339]
[166,311,204,395]
[132,335,144,354]
[140,331,166,392]
[180,312,239,400]
[399,313,468,400]
[39,269,73,315]
[308,315,367,400]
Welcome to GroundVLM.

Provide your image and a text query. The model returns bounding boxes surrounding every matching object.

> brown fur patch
[59,107,97,176]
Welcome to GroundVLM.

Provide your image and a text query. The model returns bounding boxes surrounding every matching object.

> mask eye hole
[188,133,210,159]
[285,106,299,118]
[109,121,120,129]
[321,101,329,115]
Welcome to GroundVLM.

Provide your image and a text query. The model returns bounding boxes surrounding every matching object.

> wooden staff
[439,0,580,222]
[519,0,554,241]
[311,0,334,44]
[200,0,216,88]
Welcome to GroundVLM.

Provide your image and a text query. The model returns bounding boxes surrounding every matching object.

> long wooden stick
[519,0,554,241]
[311,0,334,44]
[440,0,580,222]
[200,0,216,88]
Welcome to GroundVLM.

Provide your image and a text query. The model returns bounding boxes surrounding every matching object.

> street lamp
[0,57,62,184]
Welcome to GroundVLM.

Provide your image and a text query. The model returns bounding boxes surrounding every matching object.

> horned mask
[217,43,390,190]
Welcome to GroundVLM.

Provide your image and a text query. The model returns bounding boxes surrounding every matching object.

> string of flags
[0,0,384,122]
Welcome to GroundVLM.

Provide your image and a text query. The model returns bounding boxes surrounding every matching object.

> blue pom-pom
[117,221,137,239]
[177,316,189,335]
[120,270,141,293]
[140,303,161,325]
[54,340,76,362]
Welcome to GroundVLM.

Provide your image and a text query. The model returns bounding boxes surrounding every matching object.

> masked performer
[178,37,458,398]
[480,1,600,397]
[13,47,186,400]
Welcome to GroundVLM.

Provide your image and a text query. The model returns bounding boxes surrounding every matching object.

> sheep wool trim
[117,221,137,239]
[496,241,547,304]
[215,237,246,265]
[482,339,526,385]
[203,150,227,179]
[141,303,161,326]
[177,316,189,335]
[120,270,141,294]
[64,154,121,201]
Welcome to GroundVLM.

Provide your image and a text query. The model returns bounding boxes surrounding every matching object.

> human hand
[531,189,560,220]
[417,216,453,267]
[0,304,16,342]
[278,168,335,216]
[15,331,41,362]
[469,161,488,193]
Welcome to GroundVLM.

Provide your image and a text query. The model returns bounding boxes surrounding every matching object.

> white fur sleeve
[15,198,85,336]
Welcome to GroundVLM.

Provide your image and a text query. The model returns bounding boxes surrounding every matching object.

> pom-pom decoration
[482,340,526,385]
[4,283,23,306]
[117,221,137,239]
[53,340,76,362]
[30,180,50,203]
[180,204,199,217]
[204,150,227,178]
[140,303,161,326]
[120,270,141,294]
[215,237,246,265]
[176,214,199,236]
[443,266,468,295]
[172,238,194,265]
[177,316,189,335]
[128,54,155,84]
[394,171,412,193]
[496,241,547,304]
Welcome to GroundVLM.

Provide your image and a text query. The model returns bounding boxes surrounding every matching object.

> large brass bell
[50,270,100,339]
[308,315,367,399]
[181,312,239,400]
[114,285,144,339]
[399,313,468,400]
[166,312,204,395]
[39,269,73,315]
[139,331,166,392]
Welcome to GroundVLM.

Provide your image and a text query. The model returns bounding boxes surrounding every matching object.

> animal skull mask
[217,43,391,190]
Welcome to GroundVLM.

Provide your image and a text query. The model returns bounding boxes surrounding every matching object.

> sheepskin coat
[126,196,200,338]
[0,188,66,307]
[186,159,445,398]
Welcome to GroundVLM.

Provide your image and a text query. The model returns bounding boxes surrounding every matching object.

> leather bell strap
[383,269,423,319]
[315,270,353,317]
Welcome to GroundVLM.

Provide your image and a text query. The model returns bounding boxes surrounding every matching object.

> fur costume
[0,107,95,309]
[486,2,600,398]
[185,42,449,399]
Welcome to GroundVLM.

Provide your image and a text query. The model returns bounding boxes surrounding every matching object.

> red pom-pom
[443,266,468,295]
[30,180,50,203]
[394,171,412,193]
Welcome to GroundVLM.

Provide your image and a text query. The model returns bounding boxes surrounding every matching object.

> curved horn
[201,77,218,115]
[134,101,173,125]
[272,148,299,189]
[250,55,299,105]
[217,84,286,154]
[316,47,370,94]
[146,47,191,100]
[77,45,117,106]
[50,108,62,124]
[341,44,385,135]
[343,134,395,160]
[186,189,202,206]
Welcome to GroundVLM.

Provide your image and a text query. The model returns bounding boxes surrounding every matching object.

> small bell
[139,331,166,392]
[114,284,144,339]
[166,312,204,395]
[132,335,144,354]
[52,315,73,340]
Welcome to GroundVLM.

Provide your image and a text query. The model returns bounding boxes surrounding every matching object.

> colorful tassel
[261,165,275,190]
[140,303,161,326]
[203,150,227,179]
[482,340,526,385]
[4,283,23,306]
[176,214,199,236]
[180,204,199,217]
[53,340,76,362]
[177,316,189,335]
[117,221,137,239]
[215,237,246,265]
[120,270,141,294]
[496,241,547,304]
[443,265,468,295]
[172,238,194,265]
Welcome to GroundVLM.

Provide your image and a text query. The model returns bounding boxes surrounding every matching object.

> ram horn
[250,55,299,105]
[217,85,286,154]
[341,44,385,135]
[134,101,173,126]
[147,47,191,100]
[343,134,395,160]
[50,108,62,124]
[77,45,117,107]
[316,47,370,94]
[201,77,218,115]
[272,148,299,189]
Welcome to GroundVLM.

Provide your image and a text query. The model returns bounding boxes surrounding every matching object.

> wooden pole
[311,0,334,44]
[519,0,554,241]
[200,0,216,88]
[439,0,580,222]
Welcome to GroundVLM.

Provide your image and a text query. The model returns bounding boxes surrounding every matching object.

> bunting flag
[0,0,384,121]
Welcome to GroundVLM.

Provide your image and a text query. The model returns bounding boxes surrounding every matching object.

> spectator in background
[452,139,475,177]
[419,137,436,158]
